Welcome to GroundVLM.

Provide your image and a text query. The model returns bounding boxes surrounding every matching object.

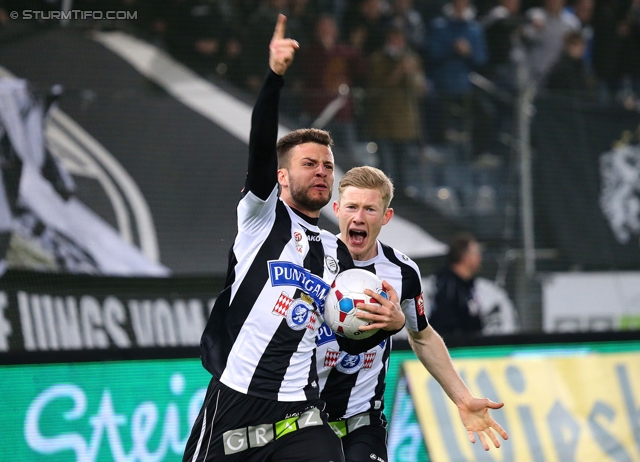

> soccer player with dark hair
[182,16,405,462]
[318,167,508,461]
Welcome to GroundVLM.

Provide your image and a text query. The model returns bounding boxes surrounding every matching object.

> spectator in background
[591,0,631,104]
[428,0,488,156]
[417,0,450,25]
[481,0,523,93]
[301,14,366,169]
[479,0,523,161]
[546,30,594,96]
[366,24,427,195]
[165,0,229,77]
[521,0,580,85]
[619,0,640,108]
[387,0,428,55]
[289,0,321,42]
[428,233,484,338]
[343,0,388,56]
[566,0,594,68]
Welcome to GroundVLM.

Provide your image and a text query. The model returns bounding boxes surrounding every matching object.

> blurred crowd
[2,0,640,216]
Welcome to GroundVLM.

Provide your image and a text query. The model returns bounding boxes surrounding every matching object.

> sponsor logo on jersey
[324,348,340,368]
[272,292,294,316]
[306,234,321,242]
[324,255,338,274]
[317,322,336,346]
[415,292,425,316]
[286,299,314,330]
[293,231,304,253]
[363,352,377,368]
[268,261,330,309]
[307,312,317,331]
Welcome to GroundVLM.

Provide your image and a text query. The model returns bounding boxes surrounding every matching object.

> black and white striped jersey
[317,240,428,420]
[199,71,361,402]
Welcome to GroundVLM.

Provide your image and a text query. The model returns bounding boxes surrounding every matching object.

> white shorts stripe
[191,389,220,462]
[202,390,220,461]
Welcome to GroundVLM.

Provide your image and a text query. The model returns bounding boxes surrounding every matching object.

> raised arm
[245,15,299,199]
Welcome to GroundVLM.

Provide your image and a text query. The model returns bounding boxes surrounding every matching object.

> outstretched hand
[356,280,406,332]
[458,398,509,451]
[269,14,299,76]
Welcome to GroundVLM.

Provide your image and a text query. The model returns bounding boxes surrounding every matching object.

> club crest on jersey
[324,255,338,274]
[333,351,377,373]
[286,299,314,330]
[335,352,365,374]
[268,261,330,310]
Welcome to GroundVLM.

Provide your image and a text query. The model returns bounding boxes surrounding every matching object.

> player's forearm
[245,70,283,199]
[409,327,473,406]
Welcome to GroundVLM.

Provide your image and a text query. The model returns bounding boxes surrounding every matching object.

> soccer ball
[324,268,388,339]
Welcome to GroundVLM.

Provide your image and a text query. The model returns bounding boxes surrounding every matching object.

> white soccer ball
[324,268,388,339]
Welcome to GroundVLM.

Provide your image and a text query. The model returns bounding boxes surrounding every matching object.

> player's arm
[407,326,509,450]
[245,14,299,200]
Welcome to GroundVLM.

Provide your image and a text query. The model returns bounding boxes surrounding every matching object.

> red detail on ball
[339,311,347,322]
[335,290,343,301]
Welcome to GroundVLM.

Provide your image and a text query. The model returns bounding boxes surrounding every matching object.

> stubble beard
[289,179,332,212]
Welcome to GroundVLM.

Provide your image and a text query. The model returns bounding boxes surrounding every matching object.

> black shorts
[182,377,345,462]
[342,425,388,462]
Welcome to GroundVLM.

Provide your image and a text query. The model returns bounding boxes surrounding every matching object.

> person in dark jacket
[428,232,484,338]
[546,30,594,95]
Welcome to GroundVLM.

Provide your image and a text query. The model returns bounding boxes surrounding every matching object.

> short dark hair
[276,128,333,168]
[447,232,477,265]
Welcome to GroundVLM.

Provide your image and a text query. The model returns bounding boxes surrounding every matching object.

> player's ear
[332,200,340,217]
[277,168,288,187]
[382,207,394,225]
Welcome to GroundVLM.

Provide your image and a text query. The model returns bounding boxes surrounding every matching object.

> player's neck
[451,264,473,281]
[289,203,320,224]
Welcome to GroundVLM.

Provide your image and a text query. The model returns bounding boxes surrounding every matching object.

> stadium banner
[532,96,640,269]
[406,349,640,462]
[0,271,222,355]
[542,271,640,332]
[0,359,211,461]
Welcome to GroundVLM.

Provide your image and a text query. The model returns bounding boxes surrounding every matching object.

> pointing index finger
[273,14,287,41]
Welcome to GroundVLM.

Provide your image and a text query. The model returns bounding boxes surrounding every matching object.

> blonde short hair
[338,166,394,209]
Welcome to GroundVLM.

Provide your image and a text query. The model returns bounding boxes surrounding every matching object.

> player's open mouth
[349,229,367,245]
